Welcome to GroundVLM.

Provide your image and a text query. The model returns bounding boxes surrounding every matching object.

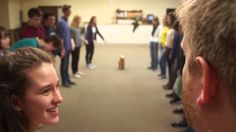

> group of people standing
[53,5,104,87]
[1,0,236,131]
[0,4,105,88]
[0,4,106,132]
[148,13,188,129]
[148,13,183,86]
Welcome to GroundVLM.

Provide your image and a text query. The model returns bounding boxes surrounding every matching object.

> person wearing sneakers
[70,15,84,78]
[85,16,105,69]
[147,16,161,71]
[57,4,76,87]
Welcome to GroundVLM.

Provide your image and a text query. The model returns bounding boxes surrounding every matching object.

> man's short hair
[62,4,71,13]
[43,12,55,20]
[28,8,42,18]
[44,35,61,51]
[176,0,236,109]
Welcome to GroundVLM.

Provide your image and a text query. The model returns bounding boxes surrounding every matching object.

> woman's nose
[53,89,63,104]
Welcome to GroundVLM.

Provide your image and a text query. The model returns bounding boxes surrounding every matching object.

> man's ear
[195,56,218,107]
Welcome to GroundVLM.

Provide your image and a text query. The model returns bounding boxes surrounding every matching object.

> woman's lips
[47,107,59,117]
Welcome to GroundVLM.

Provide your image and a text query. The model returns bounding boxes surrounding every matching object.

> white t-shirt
[92,26,96,33]
[150,25,162,43]
[166,29,175,48]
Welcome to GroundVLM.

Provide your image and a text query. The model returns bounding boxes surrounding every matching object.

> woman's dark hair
[173,21,180,31]
[0,47,53,132]
[0,26,9,49]
[153,17,160,26]
[88,16,96,26]
[167,12,176,27]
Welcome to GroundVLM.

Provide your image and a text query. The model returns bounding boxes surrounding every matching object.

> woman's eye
[42,89,50,95]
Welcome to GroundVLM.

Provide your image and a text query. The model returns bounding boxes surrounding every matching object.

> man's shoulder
[11,38,37,51]
[21,25,34,32]
[16,38,37,44]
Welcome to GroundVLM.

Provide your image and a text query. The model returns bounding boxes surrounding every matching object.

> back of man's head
[177,0,236,109]
[177,1,236,131]
[44,35,61,52]
[62,4,71,13]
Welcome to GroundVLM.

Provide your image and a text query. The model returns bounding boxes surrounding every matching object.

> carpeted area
[40,44,183,132]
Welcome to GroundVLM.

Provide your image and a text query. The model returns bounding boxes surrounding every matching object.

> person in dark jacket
[85,16,105,69]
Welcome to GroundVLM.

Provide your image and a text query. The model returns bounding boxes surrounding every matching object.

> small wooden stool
[118,55,125,70]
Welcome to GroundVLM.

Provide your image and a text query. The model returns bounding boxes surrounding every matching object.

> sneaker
[74,74,82,78]
[69,81,76,85]
[90,64,96,68]
[147,66,152,70]
[159,75,166,80]
[171,120,187,128]
[173,108,184,114]
[169,96,181,104]
[62,83,71,88]
[87,64,96,70]
[77,71,84,76]
[165,92,176,98]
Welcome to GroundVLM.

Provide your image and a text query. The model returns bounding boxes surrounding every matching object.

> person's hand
[71,38,75,51]
[84,40,88,45]
[60,48,65,59]
[71,46,75,51]
[80,36,88,45]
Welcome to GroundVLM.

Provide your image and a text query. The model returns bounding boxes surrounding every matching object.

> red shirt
[20,25,46,39]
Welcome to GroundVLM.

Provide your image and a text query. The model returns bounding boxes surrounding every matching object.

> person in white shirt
[148,17,162,71]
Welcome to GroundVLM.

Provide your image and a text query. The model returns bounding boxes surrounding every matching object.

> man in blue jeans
[57,5,75,87]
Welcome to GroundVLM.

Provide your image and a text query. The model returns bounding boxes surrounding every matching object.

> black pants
[71,46,81,74]
[86,43,94,64]
[167,48,177,88]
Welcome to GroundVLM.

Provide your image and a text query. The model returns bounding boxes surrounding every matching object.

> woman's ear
[11,95,23,112]
[195,56,218,107]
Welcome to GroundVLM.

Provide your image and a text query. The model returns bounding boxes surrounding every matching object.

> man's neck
[199,94,236,132]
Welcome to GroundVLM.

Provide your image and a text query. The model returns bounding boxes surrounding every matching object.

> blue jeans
[159,47,167,76]
[60,51,71,84]
[150,42,158,70]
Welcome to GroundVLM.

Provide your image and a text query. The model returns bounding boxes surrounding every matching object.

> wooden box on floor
[118,55,125,70]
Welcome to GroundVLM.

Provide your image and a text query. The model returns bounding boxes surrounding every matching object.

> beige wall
[21,0,178,25]
[0,0,10,28]
[9,0,21,29]
[0,0,20,29]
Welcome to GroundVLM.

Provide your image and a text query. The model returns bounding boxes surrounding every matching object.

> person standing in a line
[148,17,161,71]
[85,16,105,69]
[57,5,75,87]
[20,7,46,39]
[70,15,84,78]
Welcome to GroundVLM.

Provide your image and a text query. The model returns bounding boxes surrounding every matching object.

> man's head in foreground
[177,0,236,131]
